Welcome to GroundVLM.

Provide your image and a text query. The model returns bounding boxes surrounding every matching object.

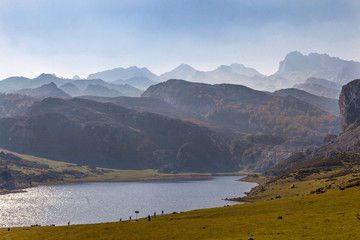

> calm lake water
[0,176,256,227]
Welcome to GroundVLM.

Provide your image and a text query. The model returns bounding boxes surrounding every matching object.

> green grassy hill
[0,148,229,194]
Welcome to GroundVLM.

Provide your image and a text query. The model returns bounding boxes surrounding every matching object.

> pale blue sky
[0,0,359,79]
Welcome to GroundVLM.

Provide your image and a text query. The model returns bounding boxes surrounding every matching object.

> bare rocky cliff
[339,79,360,130]
[268,79,360,175]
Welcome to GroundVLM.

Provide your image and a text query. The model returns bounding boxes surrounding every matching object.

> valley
[0,51,359,239]
[1,168,360,239]
[1,1,359,238]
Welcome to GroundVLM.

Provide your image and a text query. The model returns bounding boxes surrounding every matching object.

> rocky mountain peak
[87,66,159,82]
[172,64,197,73]
[277,51,305,73]
[40,82,57,89]
[339,79,360,130]
[35,73,59,81]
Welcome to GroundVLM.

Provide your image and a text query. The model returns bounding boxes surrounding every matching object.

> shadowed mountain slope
[0,94,38,118]
[16,82,70,98]
[0,98,237,173]
[272,88,339,114]
[143,79,340,141]
[113,77,158,91]
[79,96,208,125]
[267,79,360,176]
[293,77,342,99]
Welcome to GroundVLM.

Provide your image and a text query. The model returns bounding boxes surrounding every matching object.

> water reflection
[0,176,256,227]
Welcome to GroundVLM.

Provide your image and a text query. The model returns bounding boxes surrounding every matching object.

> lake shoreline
[1,171,252,195]
[0,175,257,228]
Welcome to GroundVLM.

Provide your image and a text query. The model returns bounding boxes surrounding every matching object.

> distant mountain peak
[174,64,197,71]
[215,65,232,72]
[72,75,81,80]
[16,82,70,98]
[127,66,149,71]
[230,63,246,67]
[285,51,303,58]
[278,51,307,72]
[214,63,262,77]
[35,73,59,80]
[308,52,331,59]
[87,66,159,82]
[41,82,57,88]
[272,51,360,89]
[279,51,343,73]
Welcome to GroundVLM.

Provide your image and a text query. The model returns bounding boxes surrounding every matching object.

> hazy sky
[0,0,359,79]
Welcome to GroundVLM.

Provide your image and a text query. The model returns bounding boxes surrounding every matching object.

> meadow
[1,160,360,239]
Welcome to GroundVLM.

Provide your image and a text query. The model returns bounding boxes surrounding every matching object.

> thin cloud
[0,0,358,78]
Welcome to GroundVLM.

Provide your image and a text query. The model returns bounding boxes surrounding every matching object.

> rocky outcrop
[339,79,360,130]
[267,79,360,175]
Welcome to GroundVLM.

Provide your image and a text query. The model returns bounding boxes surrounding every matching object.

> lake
[0,176,257,227]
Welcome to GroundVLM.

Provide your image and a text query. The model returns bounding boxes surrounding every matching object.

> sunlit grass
[0,148,250,187]
[1,183,359,239]
[243,166,360,202]
[2,148,359,239]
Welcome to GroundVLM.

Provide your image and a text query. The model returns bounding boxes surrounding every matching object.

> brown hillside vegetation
[0,94,38,118]
[0,98,237,173]
[266,79,360,176]
[143,79,340,141]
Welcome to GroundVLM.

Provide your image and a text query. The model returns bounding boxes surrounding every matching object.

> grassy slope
[0,148,249,191]
[1,164,360,239]
[1,148,360,239]
[1,185,359,239]
[240,166,360,202]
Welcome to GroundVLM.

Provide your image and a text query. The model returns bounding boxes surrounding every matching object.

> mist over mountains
[99,51,359,90]
[293,77,342,99]
[0,51,358,173]
[0,74,142,98]
[0,51,358,99]
[88,66,159,82]
[84,51,360,93]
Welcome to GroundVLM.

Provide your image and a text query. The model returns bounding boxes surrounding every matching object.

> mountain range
[267,79,360,176]
[0,74,142,98]
[268,52,360,89]
[1,51,359,98]
[88,66,159,82]
[85,51,360,92]
[143,79,340,140]
[293,77,342,99]
[272,88,339,114]
[0,51,358,173]
[16,82,70,98]
[0,98,237,173]
[0,76,341,172]
[83,51,360,93]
